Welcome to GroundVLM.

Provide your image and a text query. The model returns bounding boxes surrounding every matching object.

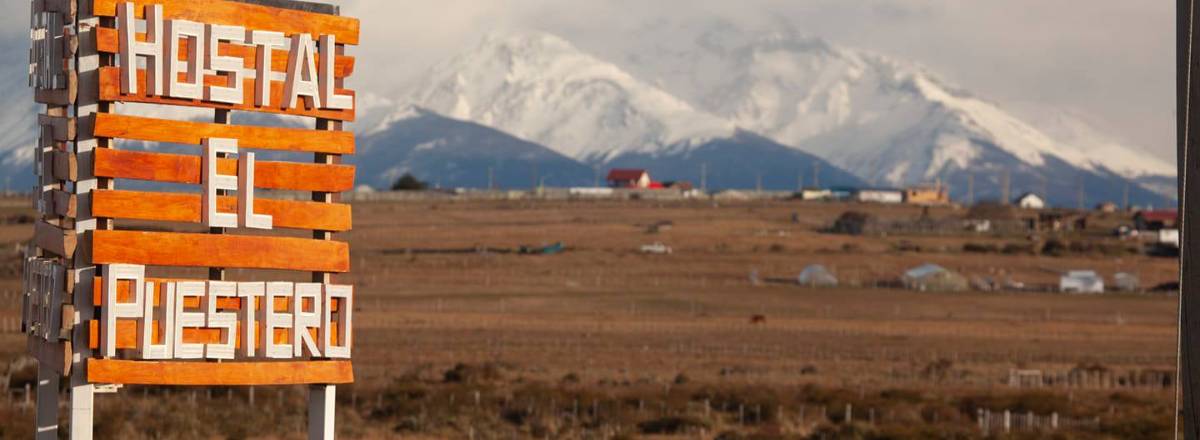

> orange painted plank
[92,190,352,232]
[96,27,355,78]
[95,113,355,155]
[88,359,354,385]
[91,230,350,272]
[93,0,360,45]
[93,148,355,193]
[99,67,356,121]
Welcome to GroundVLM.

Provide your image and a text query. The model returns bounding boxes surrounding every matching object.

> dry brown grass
[0,197,1179,438]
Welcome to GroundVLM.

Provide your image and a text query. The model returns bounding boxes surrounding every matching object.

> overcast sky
[337,0,1176,163]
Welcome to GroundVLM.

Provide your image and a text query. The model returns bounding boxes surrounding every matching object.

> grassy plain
[0,197,1180,438]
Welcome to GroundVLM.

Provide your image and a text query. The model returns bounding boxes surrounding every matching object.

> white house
[855,189,904,204]
[1016,193,1046,210]
[1060,270,1104,294]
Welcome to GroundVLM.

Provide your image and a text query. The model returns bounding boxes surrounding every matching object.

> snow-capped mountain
[384,31,736,162]
[356,106,597,189]
[610,29,1174,204]
[376,30,864,190]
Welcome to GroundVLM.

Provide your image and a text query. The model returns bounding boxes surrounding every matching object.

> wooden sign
[25,1,360,439]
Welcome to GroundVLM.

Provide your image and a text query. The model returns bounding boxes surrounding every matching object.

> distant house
[1060,270,1104,294]
[902,264,969,292]
[1133,210,1179,231]
[799,188,833,201]
[798,264,839,288]
[1015,193,1046,210]
[904,185,950,205]
[1096,202,1119,213]
[663,181,694,191]
[854,188,904,204]
[606,169,652,189]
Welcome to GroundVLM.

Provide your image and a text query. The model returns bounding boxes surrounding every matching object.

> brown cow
[750,314,767,325]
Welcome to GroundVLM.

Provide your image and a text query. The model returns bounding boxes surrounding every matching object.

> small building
[1096,202,1119,213]
[1060,270,1104,294]
[904,184,950,205]
[1015,193,1046,210]
[1113,272,1140,293]
[607,169,652,189]
[1134,210,1179,231]
[798,265,839,288]
[799,188,833,201]
[1159,229,1180,249]
[663,181,694,191]
[854,188,904,204]
[902,264,969,292]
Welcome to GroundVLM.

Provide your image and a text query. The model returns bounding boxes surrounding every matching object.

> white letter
[102,264,146,358]
[238,152,274,230]
[318,35,353,110]
[173,282,206,359]
[238,282,265,358]
[204,24,246,104]
[118,3,164,95]
[206,281,238,360]
[322,284,352,359]
[140,281,175,360]
[202,138,238,228]
[248,30,286,107]
[294,283,322,357]
[283,34,321,109]
[164,19,205,99]
[263,282,294,359]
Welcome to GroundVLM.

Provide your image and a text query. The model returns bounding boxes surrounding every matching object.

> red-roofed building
[607,169,652,189]
[1134,209,1179,231]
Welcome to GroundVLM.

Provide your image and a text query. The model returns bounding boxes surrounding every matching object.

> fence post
[846,403,853,424]
[1052,412,1059,429]
[1004,410,1011,434]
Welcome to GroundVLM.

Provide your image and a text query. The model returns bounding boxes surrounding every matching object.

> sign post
[23,1,361,438]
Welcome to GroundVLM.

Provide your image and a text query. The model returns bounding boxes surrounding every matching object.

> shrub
[391,173,428,191]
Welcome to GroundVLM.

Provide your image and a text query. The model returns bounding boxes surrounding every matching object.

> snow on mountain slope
[386,31,734,162]
[613,28,1175,186]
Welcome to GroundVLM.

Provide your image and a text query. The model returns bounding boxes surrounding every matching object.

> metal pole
[1178,1,1198,437]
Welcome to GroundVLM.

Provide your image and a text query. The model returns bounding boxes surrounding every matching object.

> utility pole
[531,163,539,190]
[1077,176,1085,211]
[1001,169,1011,205]
[700,163,708,192]
[756,173,763,193]
[966,173,975,206]
[487,166,495,191]
[1123,182,1131,211]
[798,171,804,191]
[812,162,821,188]
[1178,1,1200,434]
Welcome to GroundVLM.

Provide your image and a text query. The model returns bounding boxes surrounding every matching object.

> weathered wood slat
[35,220,77,258]
[93,148,355,193]
[92,189,352,231]
[51,150,77,181]
[39,114,76,141]
[91,230,349,272]
[93,0,360,45]
[50,190,76,218]
[94,112,354,155]
[88,359,354,385]
[99,67,356,121]
[96,27,355,78]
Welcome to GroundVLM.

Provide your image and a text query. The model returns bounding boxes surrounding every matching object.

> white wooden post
[308,385,336,440]
[72,0,102,435]
[36,367,59,439]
